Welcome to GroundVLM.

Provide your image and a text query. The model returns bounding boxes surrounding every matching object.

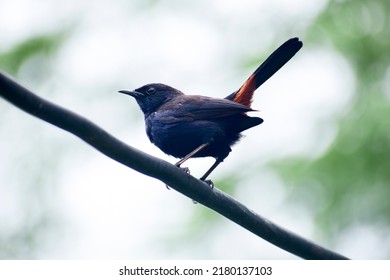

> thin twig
[0,71,349,259]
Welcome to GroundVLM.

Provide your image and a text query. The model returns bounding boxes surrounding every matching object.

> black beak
[118,90,144,98]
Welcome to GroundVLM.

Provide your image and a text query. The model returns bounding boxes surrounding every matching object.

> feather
[226,37,303,106]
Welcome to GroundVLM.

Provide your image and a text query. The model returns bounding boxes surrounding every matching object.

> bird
[119,37,302,185]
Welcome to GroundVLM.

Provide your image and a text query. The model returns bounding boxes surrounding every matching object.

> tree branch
[0,71,349,260]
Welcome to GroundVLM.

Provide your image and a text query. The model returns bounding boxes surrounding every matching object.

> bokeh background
[1,0,389,259]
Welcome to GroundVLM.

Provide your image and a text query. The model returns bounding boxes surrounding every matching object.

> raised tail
[225,37,303,106]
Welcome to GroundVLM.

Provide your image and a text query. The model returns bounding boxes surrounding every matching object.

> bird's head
[119,83,183,116]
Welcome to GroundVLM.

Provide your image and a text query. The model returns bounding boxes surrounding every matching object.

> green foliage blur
[272,0,390,251]
[0,32,67,75]
[0,31,68,258]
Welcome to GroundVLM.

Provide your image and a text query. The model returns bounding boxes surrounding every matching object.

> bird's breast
[143,111,238,159]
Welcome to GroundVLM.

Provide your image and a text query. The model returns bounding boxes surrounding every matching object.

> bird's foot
[181,166,191,175]
[191,179,214,204]
[175,163,191,175]
[201,179,214,189]
[166,166,191,190]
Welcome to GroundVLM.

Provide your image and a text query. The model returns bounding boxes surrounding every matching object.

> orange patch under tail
[232,73,257,107]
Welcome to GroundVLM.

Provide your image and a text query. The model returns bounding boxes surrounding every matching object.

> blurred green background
[1,0,389,259]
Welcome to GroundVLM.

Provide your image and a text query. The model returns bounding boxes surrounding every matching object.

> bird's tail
[225,37,303,106]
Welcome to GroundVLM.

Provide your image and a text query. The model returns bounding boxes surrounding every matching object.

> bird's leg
[174,143,222,190]
[167,143,210,192]
[175,143,210,173]
[165,143,209,190]
[199,158,223,189]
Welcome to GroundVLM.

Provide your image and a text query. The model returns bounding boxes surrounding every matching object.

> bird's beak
[118,90,144,98]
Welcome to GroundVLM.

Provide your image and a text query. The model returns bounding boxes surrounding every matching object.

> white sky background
[0,0,371,259]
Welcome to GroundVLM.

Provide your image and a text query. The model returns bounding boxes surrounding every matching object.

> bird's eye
[146,87,156,94]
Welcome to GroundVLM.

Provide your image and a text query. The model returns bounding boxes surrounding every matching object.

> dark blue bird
[119,38,302,183]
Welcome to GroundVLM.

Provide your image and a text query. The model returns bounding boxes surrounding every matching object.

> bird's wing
[185,97,254,119]
[158,95,254,124]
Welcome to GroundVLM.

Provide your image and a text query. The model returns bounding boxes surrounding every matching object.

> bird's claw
[201,179,214,189]
[166,166,191,190]
[181,166,190,175]
[192,179,214,204]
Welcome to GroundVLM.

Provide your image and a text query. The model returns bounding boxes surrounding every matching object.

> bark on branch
[0,71,348,260]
